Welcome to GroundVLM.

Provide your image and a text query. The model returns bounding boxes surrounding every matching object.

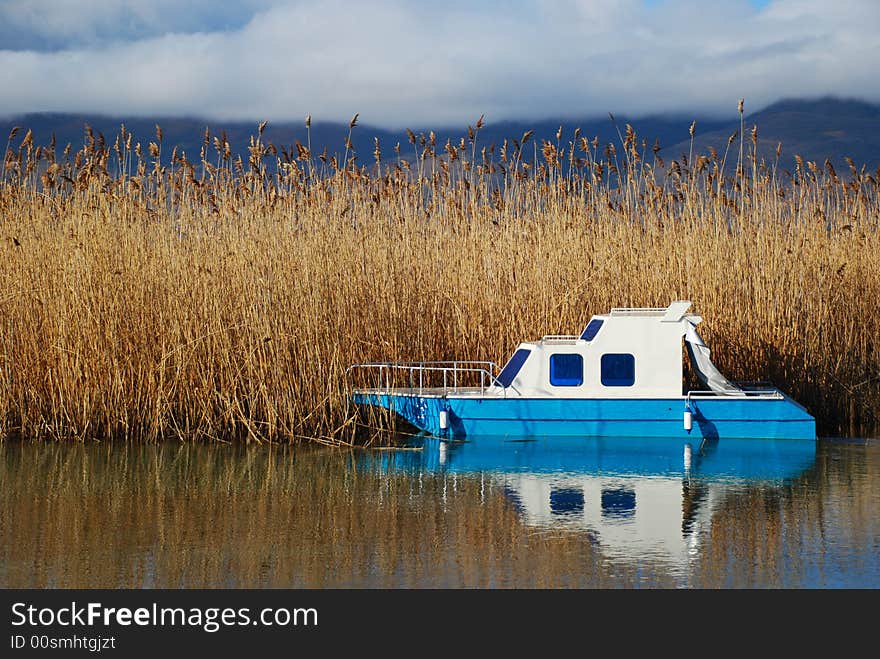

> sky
[0,0,877,127]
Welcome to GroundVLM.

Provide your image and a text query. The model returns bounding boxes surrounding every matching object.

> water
[0,437,877,588]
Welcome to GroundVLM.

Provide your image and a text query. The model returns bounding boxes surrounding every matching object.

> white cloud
[0,0,877,126]
[0,0,283,48]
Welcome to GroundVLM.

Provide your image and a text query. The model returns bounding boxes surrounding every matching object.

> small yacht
[348,301,816,440]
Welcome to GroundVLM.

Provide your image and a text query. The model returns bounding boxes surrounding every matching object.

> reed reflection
[1,437,876,588]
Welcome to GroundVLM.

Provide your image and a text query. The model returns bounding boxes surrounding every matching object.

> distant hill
[2,97,878,173]
[663,98,880,172]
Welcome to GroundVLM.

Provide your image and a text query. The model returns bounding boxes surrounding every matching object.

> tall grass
[1,114,878,442]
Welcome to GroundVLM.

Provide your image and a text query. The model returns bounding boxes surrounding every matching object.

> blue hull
[351,392,816,440]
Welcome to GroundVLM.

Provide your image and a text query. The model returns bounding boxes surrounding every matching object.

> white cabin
[487,300,702,398]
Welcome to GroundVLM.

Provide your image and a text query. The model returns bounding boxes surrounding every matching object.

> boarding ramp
[684,322,743,395]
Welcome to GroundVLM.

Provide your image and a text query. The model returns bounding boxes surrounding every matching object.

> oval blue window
[496,348,530,388]
[601,353,635,386]
[550,353,583,386]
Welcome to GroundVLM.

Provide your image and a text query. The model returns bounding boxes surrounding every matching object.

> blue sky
[0,0,876,126]
[645,0,769,6]
[646,0,770,7]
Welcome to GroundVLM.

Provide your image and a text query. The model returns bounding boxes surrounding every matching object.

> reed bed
[1,113,878,442]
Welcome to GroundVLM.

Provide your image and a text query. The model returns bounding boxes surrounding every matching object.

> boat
[347,301,816,440]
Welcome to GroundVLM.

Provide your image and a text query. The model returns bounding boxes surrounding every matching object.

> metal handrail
[541,334,581,343]
[610,307,666,316]
[346,361,502,395]
[686,385,782,401]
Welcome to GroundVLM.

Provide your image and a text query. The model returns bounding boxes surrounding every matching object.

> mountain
[662,98,880,172]
[2,97,878,173]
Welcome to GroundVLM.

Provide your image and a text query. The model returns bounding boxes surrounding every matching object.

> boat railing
[686,383,783,401]
[610,307,667,316]
[346,361,502,395]
[541,334,581,343]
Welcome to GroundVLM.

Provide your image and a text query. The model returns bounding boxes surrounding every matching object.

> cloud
[0,0,878,126]
[0,0,282,50]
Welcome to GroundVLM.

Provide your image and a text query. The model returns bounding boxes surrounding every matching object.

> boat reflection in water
[366,436,818,571]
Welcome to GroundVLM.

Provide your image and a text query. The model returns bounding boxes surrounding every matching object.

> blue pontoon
[348,301,816,440]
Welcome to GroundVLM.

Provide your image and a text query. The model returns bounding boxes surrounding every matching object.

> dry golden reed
[0,114,878,443]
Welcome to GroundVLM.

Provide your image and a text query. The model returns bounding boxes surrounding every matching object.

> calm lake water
[1,436,877,588]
